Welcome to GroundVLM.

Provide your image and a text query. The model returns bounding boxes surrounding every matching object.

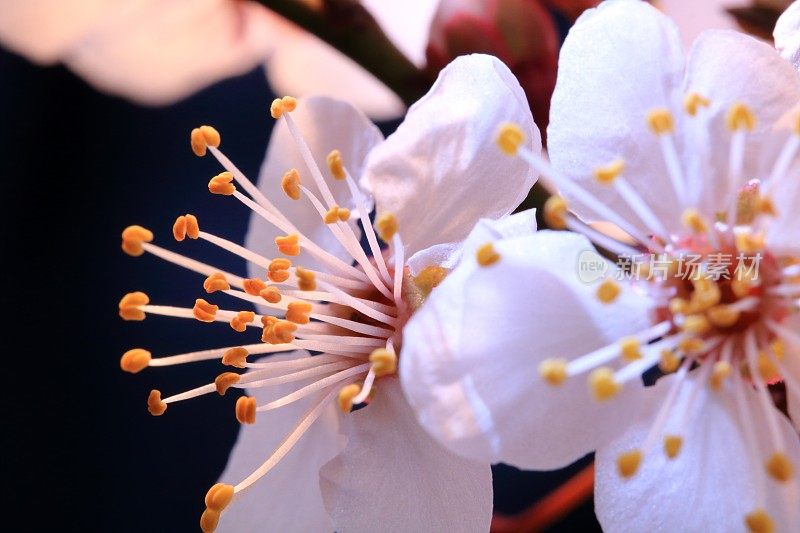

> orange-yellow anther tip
[193,298,219,322]
[222,347,249,368]
[281,169,302,201]
[683,92,710,116]
[205,483,235,511]
[324,205,350,224]
[726,102,756,132]
[209,171,236,196]
[544,196,568,230]
[476,242,500,267]
[619,337,642,362]
[270,96,297,119]
[229,311,255,333]
[766,452,794,482]
[597,279,621,304]
[338,383,361,413]
[658,349,680,374]
[200,509,221,533]
[745,509,775,533]
[275,234,300,256]
[173,214,199,241]
[286,301,313,324]
[242,278,267,296]
[203,272,230,294]
[588,367,620,401]
[294,266,316,291]
[147,389,167,416]
[121,225,154,256]
[235,396,257,424]
[681,208,708,233]
[119,291,149,321]
[646,108,674,135]
[496,123,524,155]
[663,435,683,459]
[370,348,397,377]
[593,159,625,185]
[539,358,568,386]
[616,450,643,478]
[260,286,282,304]
[120,348,151,373]
[375,213,398,242]
[327,149,346,180]
[215,372,241,396]
[191,125,220,156]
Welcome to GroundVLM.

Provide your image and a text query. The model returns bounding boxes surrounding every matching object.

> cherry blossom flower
[400,1,800,530]
[117,54,538,531]
[775,0,800,70]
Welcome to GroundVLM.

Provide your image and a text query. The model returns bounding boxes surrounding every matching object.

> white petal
[318,379,493,532]
[0,0,279,105]
[781,314,800,432]
[400,230,655,469]
[217,352,344,532]
[762,104,800,256]
[596,373,800,532]
[362,54,539,257]
[361,0,439,67]
[659,0,738,51]
[547,0,686,236]
[244,97,383,276]
[405,209,538,275]
[776,1,800,72]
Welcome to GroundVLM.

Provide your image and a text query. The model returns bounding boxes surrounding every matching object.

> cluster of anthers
[118,97,429,532]
[498,95,800,531]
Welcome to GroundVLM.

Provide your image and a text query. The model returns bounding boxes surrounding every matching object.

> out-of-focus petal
[659,0,738,50]
[775,1,800,71]
[362,54,539,257]
[217,351,344,532]
[244,96,383,276]
[319,379,493,532]
[548,0,686,236]
[401,230,654,469]
[361,0,440,67]
[596,373,800,532]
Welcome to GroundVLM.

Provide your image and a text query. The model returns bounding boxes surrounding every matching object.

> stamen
[476,242,500,267]
[200,483,234,533]
[744,509,775,533]
[683,92,710,116]
[190,125,221,157]
[230,311,255,333]
[147,389,167,416]
[120,348,151,373]
[121,225,154,257]
[203,272,231,293]
[208,172,236,195]
[565,321,672,376]
[496,123,525,155]
[193,299,219,322]
[286,302,312,324]
[369,348,397,377]
[326,150,346,180]
[275,234,301,256]
[338,383,361,413]
[257,364,370,412]
[173,214,200,241]
[215,373,241,395]
[375,213,398,242]
[616,449,643,478]
[647,108,687,208]
[588,367,620,401]
[281,169,302,200]
[141,242,244,288]
[235,396,257,424]
[543,196,568,230]
[596,279,621,304]
[294,267,316,291]
[539,358,568,385]
[119,291,149,321]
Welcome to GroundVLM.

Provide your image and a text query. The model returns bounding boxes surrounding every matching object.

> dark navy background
[1,46,599,532]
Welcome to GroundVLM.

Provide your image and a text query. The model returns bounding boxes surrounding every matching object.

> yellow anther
[682,314,711,335]
[679,336,705,354]
[281,169,302,200]
[596,279,621,304]
[119,291,149,321]
[337,383,361,413]
[707,305,740,328]
[215,372,241,396]
[539,358,568,386]
[242,278,267,296]
[726,102,756,131]
[765,452,794,482]
[709,360,732,391]
[205,483,235,512]
[375,213,398,242]
[173,214,200,241]
[324,205,345,224]
[200,510,221,533]
[681,208,708,233]
[772,340,785,359]
[593,158,625,185]
[286,301,313,324]
[616,449,643,478]
[658,349,680,374]
[735,231,765,253]
[663,435,683,459]
[646,108,674,135]
[229,311,255,333]
[757,352,781,382]
[619,337,642,362]
[270,98,284,119]
[683,92,710,116]
[327,150,346,180]
[222,347,248,368]
[496,123,524,155]
[190,125,221,157]
[337,207,351,221]
[369,348,397,377]
[690,278,721,311]
[193,298,219,322]
[668,297,688,316]
[295,266,316,291]
[732,278,755,299]
[476,242,500,267]
[121,225,154,257]
[588,367,620,401]
[745,509,775,533]
[120,348,151,373]
[203,272,230,294]
[235,396,257,424]
[757,196,777,217]
[275,234,300,256]
[208,171,236,195]
[147,389,167,416]
[262,319,297,344]
[260,286,281,304]
[281,96,297,112]
[544,195,568,230]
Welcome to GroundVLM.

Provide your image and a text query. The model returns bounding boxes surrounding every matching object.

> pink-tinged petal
[217,351,344,532]
[318,379,493,532]
[401,230,654,469]
[659,0,738,50]
[362,54,539,257]
[244,96,383,276]
[596,373,800,532]
[781,314,800,432]
[683,30,800,217]
[548,0,687,237]
[361,0,440,67]
[776,1,800,71]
